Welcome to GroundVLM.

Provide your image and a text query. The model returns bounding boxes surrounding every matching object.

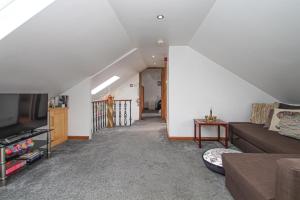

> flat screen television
[0,94,48,139]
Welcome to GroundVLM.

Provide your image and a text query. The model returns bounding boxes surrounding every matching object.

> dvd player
[18,150,44,164]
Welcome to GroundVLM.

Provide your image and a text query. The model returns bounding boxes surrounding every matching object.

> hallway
[0,117,232,200]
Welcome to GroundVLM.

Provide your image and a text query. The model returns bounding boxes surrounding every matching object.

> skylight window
[0,0,56,41]
[91,76,120,95]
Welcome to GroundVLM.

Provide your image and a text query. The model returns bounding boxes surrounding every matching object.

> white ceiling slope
[91,49,147,100]
[0,0,133,96]
[190,0,300,103]
[108,0,216,67]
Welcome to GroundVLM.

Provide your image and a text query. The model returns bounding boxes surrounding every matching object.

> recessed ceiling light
[157,15,164,20]
[154,62,157,65]
[152,55,155,59]
[157,39,164,45]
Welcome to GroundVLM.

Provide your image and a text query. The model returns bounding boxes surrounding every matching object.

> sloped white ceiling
[0,0,298,103]
[91,49,147,100]
[0,0,133,96]
[190,0,300,103]
[108,0,216,67]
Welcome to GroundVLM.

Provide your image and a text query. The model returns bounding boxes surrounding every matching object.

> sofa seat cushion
[275,158,300,200]
[230,123,300,153]
[276,158,300,200]
[223,153,300,200]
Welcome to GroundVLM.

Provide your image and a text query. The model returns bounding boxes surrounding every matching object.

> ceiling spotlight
[157,39,164,45]
[154,62,157,65]
[152,55,155,59]
[157,15,164,20]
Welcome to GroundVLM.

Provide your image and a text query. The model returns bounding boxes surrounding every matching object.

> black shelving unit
[0,129,51,184]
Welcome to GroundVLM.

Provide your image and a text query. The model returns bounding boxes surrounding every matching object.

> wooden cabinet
[49,108,68,147]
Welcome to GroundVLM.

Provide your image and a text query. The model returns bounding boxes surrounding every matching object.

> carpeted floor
[142,110,161,118]
[0,117,233,200]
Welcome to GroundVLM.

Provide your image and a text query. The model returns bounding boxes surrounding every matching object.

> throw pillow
[279,103,300,110]
[250,103,278,124]
[264,109,274,128]
[278,113,300,140]
[263,102,280,128]
[269,108,300,132]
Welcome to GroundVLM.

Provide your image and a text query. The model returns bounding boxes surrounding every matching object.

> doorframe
[161,57,168,122]
[139,72,144,120]
[139,66,165,120]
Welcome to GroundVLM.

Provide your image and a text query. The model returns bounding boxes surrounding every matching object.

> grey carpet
[142,110,161,118]
[0,117,233,200]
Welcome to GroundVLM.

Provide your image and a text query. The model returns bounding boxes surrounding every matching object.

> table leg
[47,131,51,158]
[218,125,220,141]
[198,125,202,148]
[194,123,196,141]
[225,125,228,148]
[0,147,6,181]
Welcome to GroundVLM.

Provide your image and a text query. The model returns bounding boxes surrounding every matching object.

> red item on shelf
[5,148,13,155]
[5,160,26,176]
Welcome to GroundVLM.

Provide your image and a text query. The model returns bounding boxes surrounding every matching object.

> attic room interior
[0,0,299,199]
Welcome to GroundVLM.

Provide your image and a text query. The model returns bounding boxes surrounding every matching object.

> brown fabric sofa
[229,122,300,154]
[223,122,300,200]
[276,158,300,200]
[223,154,300,200]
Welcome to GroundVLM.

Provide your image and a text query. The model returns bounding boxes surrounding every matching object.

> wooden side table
[194,119,229,148]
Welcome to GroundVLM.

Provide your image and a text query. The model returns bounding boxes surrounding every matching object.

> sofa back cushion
[229,123,300,153]
[269,109,300,132]
[250,103,277,124]
[278,113,300,140]
[279,103,300,110]
[275,158,300,200]
[264,109,275,128]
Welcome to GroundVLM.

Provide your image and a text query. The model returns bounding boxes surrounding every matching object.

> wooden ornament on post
[107,95,114,128]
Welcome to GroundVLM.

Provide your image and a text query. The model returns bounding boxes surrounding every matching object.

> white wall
[63,78,92,139]
[142,69,161,110]
[111,74,140,124]
[168,46,277,137]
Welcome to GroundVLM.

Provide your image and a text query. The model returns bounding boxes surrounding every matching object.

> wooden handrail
[92,99,132,103]
[114,99,132,102]
[92,100,107,103]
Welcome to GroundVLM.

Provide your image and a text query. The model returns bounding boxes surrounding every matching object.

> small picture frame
[49,95,69,108]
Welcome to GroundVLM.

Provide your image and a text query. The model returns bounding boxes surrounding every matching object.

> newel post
[107,95,114,128]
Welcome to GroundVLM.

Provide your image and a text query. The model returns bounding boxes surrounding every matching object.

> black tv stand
[0,129,52,184]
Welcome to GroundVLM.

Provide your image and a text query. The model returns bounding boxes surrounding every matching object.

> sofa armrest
[275,158,300,200]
